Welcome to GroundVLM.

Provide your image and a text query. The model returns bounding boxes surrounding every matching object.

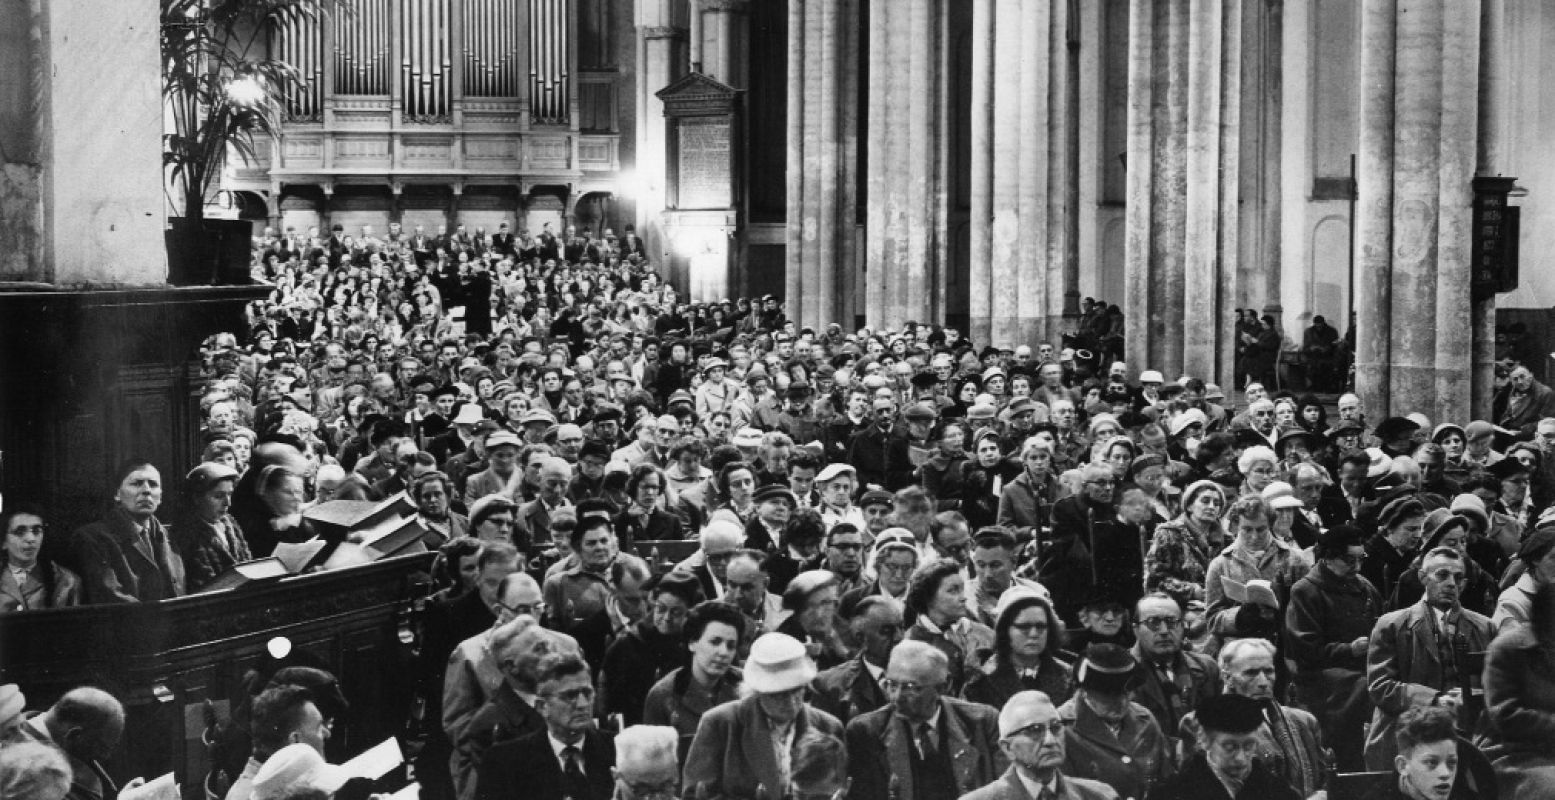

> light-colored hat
[251,744,347,800]
[1260,481,1304,510]
[452,404,485,425]
[1365,447,1394,479]
[484,430,522,450]
[744,633,818,694]
[1168,408,1209,438]
[1449,493,1490,532]
[186,461,240,492]
[732,428,764,448]
[1139,370,1164,385]
[815,463,856,484]
[992,585,1052,621]
[520,408,558,427]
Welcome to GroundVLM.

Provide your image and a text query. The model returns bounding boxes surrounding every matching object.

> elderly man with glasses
[1129,593,1221,739]
[845,640,1006,800]
[961,690,1118,800]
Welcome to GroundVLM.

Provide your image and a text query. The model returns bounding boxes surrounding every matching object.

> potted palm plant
[161,0,347,285]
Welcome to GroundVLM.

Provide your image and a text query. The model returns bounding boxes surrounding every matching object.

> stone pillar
[699,0,750,90]
[0,0,165,284]
[636,0,689,266]
[865,0,945,329]
[1472,0,1505,419]
[968,0,1071,348]
[1123,0,1240,382]
[786,0,860,329]
[1354,0,1481,418]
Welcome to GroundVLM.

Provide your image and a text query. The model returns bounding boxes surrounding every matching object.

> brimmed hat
[816,463,856,484]
[903,403,937,423]
[1328,419,1365,438]
[754,484,798,507]
[251,744,348,800]
[1168,409,1209,438]
[1196,694,1266,735]
[1431,422,1467,443]
[1374,416,1422,441]
[1074,644,1140,693]
[732,428,764,448]
[452,404,485,425]
[993,586,1053,622]
[700,358,729,375]
[1138,370,1164,385]
[1489,458,1530,481]
[909,371,941,389]
[967,403,998,421]
[1275,427,1321,454]
[1128,453,1168,480]
[1464,420,1498,441]
[1260,481,1304,510]
[1449,493,1490,532]
[484,430,522,450]
[1204,383,1226,401]
[1007,397,1040,417]
[187,461,240,492]
[744,633,818,694]
[520,408,558,427]
[859,489,895,509]
[1365,447,1394,479]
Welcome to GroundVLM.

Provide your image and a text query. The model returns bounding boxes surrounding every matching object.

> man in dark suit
[71,461,186,604]
[454,622,573,799]
[846,640,1007,800]
[847,397,916,492]
[1129,594,1220,738]
[474,652,614,800]
[491,222,515,257]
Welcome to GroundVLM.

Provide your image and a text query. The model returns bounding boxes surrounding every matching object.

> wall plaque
[657,72,742,211]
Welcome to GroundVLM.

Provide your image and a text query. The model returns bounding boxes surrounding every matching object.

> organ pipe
[273,10,322,117]
[525,0,567,122]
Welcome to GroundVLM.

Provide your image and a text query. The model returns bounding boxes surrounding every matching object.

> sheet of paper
[272,538,326,573]
[120,773,178,800]
[341,737,404,781]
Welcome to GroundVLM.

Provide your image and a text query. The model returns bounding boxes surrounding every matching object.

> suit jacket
[846,424,917,492]
[474,727,614,800]
[462,468,513,508]
[1363,600,1495,769]
[515,498,567,551]
[453,682,545,800]
[1057,695,1172,800]
[810,656,888,725]
[961,767,1120,800]
[0,561,82,612]
[71,509,186,604]
[845,696,1006,800]
[443,628,506,742]
[683,695,844,800]
[171,513,252,593]
[1127,645,1221,739]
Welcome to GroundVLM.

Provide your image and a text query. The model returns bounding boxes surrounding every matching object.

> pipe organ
[528,0,570,123]
[334,0,391,95]
[462,0,520,98]
[272,12,323,120]
[401,0,452,119]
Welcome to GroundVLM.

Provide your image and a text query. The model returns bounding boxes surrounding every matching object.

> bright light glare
[227,76,266,107]
[266,636,293,659]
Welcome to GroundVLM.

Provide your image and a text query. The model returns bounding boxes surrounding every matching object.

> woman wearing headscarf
[963,587,1074,710]
[1144,480,1229,609]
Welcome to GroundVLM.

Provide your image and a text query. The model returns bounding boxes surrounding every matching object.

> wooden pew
[0,552,433,799]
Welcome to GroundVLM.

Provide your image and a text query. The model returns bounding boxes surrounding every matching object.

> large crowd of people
[6,219,1555,800]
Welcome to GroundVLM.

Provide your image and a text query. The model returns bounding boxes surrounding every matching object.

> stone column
[636,0,689,265]
[698,0,750,90]
[1472,0,1505,419]
[1354,0,1481,418]
[0,0,165,283]
[1123,0,1240,382]
[968,0,1071,348]
[786,0,860,329]
[865,0,945,329]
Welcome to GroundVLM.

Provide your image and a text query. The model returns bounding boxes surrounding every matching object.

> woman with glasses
[1145,481,1229,610]
[964,587,1073,710]
[0,506,81,613]
[1204,496,1309,620]
[468,494,520,545]
[643,601,747,766]
[1237,445,1281,497]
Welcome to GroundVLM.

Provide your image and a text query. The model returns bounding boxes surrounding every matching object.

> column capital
[641,25,688,41]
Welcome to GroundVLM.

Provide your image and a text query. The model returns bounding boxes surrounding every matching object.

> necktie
[562,745,589,800]
[1156,663,1179,725]
[917,722,938,760]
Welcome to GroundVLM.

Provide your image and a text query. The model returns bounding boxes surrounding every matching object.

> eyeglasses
[652,603,689,621]
[1011,721,1067,741]
[1138,616,1183,631]
[882,678,942,695]
[542,686,596,705]
[499,601,545,618]
[877,561,916,574]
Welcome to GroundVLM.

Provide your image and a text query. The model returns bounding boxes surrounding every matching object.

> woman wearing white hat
[682,633,844,799]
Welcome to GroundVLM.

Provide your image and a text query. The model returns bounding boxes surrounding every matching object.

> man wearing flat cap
[682,633,843,799]
[173,461,252,593]
[961,691,1119,800]
[1148,694,1301,800]
[1057,644,1172,800]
